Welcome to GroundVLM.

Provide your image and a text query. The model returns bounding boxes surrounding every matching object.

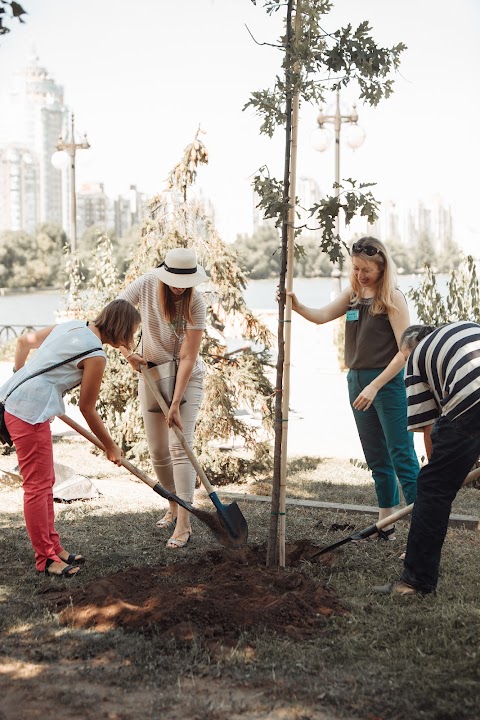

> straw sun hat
[152,248,208,288]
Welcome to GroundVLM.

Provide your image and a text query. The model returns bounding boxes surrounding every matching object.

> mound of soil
[49,542,346,642]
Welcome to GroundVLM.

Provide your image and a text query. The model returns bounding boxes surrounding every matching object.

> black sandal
[377,526,396,541]
[60,553,86,565]
[44,558,80,578]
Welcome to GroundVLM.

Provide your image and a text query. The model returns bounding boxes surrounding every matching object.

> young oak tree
[247,0,406,565]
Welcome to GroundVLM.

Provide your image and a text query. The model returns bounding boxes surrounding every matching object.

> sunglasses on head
[351,242,381,257]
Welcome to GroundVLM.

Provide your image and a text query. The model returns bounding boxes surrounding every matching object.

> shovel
[311,465,480,559]
[59,414,245,548]
[140,366,248,545]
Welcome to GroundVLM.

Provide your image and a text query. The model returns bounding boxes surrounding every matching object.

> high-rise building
[406,197,454,253]
[358,196,454,253]
[0,146,39,234]
[114,185,148,238]
[6,54,68,228]
[76,182,111,238]
[0,56,151,245]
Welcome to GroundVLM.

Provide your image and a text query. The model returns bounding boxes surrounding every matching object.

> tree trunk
[278,1,302,568]
[266,0,295,567]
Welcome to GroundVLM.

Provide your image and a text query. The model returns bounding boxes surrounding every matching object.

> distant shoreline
[0,286,61,296]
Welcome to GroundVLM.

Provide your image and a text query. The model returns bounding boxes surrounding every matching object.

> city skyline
[0,0,479,252]
[2,66,454,255]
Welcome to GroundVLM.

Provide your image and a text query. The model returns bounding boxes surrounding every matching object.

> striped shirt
[405,321,480,430]
[118,273,206,378]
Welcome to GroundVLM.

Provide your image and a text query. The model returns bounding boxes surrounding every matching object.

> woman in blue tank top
[1,300,140,578]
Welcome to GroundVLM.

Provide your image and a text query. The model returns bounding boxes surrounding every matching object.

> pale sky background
[1,0,479,252]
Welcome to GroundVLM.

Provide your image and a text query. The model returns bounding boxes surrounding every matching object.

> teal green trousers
[347,368,418,507]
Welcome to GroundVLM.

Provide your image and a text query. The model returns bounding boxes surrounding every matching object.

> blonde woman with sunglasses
[285,237,419,538]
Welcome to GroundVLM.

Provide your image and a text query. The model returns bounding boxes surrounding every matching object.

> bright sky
[1,0,479,251]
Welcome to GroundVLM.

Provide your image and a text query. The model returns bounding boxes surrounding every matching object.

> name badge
[346,309,359,321]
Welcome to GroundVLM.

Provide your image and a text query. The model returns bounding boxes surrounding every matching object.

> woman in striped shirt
[118,248,208,549]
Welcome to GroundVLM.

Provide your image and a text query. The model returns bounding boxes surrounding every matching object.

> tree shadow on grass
[286,455,325,473]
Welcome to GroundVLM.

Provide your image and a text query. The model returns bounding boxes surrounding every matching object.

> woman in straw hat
[118,247,208,549]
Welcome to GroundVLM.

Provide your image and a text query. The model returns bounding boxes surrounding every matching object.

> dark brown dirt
[47,542,346,643]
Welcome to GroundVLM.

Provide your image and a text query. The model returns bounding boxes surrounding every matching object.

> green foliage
[75,225,139,282]
[233,225,282,278]
[166,128,209,216]
[0,0,26,37]
[247,3,405,137]
[383,236,414,274]
[436,235,461,274]
[408,256,480,326]
[197,440,273,485]
[62,235,141,453]
[413,231,435,271]
[233,224,336,278]
[234,224,462,281]
[62,136,275,480]
[0,224,67,288]
[252,169,290,227]
[0,221,140,290]
[309,179,380,263]
[324,22,406,105]
[246,1,405,266]
[405,231,461,275]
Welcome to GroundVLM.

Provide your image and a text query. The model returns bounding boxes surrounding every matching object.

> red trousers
[5,411,64,571]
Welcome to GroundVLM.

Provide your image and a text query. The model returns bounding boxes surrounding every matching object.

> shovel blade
[208,492,248,546]
[217,501,249,546]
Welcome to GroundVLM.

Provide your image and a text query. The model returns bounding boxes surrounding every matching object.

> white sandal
[166,530,192,549]
[156,509,177,529]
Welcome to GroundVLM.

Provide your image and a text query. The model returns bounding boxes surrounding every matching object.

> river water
[0,274,442,328]
[0,289,66,327]
[0,275,446,457]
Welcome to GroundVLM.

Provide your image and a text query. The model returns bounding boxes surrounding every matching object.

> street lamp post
[51,113,90,257]
[311,88,365,290]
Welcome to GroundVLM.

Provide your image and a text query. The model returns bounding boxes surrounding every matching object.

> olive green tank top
[344,297,398,369]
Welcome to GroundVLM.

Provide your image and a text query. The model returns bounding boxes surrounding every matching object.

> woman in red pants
[0,299,140,578]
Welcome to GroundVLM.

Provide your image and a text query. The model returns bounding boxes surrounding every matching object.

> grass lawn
[1,438,480,720]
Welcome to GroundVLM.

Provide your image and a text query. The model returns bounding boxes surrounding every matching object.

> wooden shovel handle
[375,464,480,531]
[140,366,214,494]
[59,414,157,490]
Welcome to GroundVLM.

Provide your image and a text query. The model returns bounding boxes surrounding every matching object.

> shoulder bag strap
[3,346,102,402]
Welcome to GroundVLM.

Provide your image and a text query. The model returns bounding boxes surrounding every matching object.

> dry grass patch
[1,437,480,720]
